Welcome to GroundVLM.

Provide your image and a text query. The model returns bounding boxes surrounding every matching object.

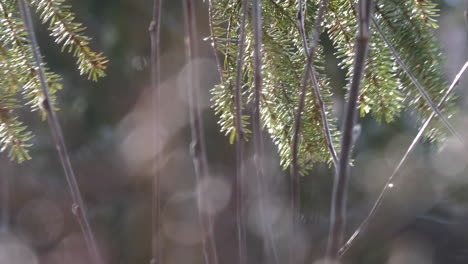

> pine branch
[0,105,33,163]
[30,0,108,81]
[183,1,219,264]
[326,0,373,260]
[211,0,339,174]
[327,0,404,123]
[339,60,468,257]
[374,0,454,141]
[148,0,162,263]
[0,0,62,115]
[0,46,22,93]
[17,1,103,264]
[372,16,464,144]
[210,0,458,175]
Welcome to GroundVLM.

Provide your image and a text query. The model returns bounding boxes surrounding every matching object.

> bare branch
[292,0,332,262]
[251,0,279,263]
[207,0,223,80]
[339,60,468,257]
[326,0,373,260]
[465,0,468,27]
[17,1,103,264]
[297,0,338,168]
[182,1,219,264]
[149,0,162,263]
[234,0,248,262]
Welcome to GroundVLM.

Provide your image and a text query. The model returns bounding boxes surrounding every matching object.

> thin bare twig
[148,0,162,263]
[465,0,468,27]
[291,0,331,262]
[17,1,103,264]
[297,0,338,168]
[234,0,248,263]
[372,17,464,144]
[292,0,327,227]
[251,0,279,263]
[326,0,373,260]
[207,0,223,80]
[1,161,11,233]
[339,60,468,257]
[182,1,219,264]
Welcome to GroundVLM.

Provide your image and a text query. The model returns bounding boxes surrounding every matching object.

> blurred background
[0,0,468,263]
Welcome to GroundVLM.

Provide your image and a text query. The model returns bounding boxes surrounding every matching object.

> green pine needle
[211,0,455,173]
[0,0,106,162]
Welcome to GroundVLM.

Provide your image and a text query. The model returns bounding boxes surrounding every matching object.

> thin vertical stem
[339,60,468,257]
[234,0,248,262]
[372,17,463,144]
[291,0,330,262]
[1,161,10,233]
[297,0,338,169]
[149,0,162,263]
[182,1,219,264]
[251,0,279,263]
[326,0,372,260]
[465,0,468,27]
[207,0,223,80]
[17,1,102,264]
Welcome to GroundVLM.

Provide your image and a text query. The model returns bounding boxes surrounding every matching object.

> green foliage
[0,0,106,162]
[211,0,454,173]
[30,0,108,81]
[211,0,340,172]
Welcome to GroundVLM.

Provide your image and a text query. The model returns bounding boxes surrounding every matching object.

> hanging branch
[29,0,108,81]
[182,1,219,264]
[291,0,330,262]
[233,0,248,262]
[16,1,103,264]
[326,0,373,260]
[251,0,279,263]
[296,0,337,168]
[465,0,468,27]
[372,17,464,143]
[148,0,162,263]
[339,60,468,257]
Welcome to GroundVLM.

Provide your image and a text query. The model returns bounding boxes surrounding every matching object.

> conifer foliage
[0,0,106,162]
[210,0,454,173]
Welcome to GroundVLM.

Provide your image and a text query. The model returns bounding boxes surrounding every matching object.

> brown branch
[17,1,103,264]
[234,0,248,263]
[207,0,223,80]
[291,2,330,262]
[182,1,219,264]
[251,0,279,263]
[297,0,338,168]
[326,0,373,260]
[148,0,162,263]
[339,60,468,257]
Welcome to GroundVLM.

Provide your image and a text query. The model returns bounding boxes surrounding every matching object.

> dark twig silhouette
[233,0,248,262]
[149,0,162,263]
[18,1,102,264]
[339,60,468,257]
[326,0,373,260]
[183,1,219,264]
